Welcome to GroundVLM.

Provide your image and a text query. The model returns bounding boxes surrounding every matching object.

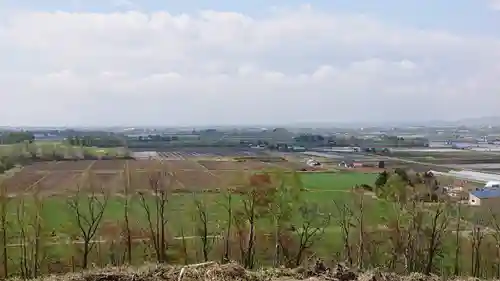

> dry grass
[9,261,481,281]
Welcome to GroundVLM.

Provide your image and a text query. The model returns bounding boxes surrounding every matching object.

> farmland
[0,156,388,240]
[0,152,479,278]
[1,157,320,195]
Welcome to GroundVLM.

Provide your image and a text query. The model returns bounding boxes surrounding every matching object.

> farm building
[306,159,321,167]
[469,189,500,206]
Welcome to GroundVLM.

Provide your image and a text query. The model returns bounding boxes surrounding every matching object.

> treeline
[66,135,125,147]
[0,132,34,144]
[293,134,429,148]
[0,143,131,174]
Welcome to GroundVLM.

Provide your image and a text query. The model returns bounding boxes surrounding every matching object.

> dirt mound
[21,261,470,281]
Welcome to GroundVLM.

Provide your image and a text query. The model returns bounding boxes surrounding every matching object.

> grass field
[300,172,378,191]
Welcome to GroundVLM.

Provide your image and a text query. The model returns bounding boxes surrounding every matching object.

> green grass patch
[300,171,378,191]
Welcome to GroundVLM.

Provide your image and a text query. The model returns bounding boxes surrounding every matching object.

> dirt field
[3,158,318,195]
[37,172,81,193]
[174,170,220,189]
[164,160,205,171]
[198,160,246,170]
[197,160,277,170]
[3,171,45,194]
[237,160,275,170]
[43,160,96,171]
[21,161,60,173]
[127,159,160,170]
[91,160,125,171]
[269,161,309,170]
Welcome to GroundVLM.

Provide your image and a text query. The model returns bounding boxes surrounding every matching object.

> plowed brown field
[37,172,81,193]
[49,160,95,171]
[198,160,247,170]
[174,170,220,190]
[269,161,309,170]
[2,156,316,195]
[3,172,45,194]
[164,160,204,171]
[22,161,60,172]
[127,160,162,170]
[91,160,126,171]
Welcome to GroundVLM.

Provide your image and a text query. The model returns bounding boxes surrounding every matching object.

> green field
[300,172,378,191]
[2,171,389,239]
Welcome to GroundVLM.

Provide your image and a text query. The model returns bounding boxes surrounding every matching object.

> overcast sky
[1,0,500,126]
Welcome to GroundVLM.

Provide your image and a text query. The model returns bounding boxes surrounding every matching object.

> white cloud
[0,6,499,126]
[491,0,500,10]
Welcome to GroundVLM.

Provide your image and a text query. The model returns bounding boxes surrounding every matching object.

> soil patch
[127,159,162,170]
[128,171,179,191]
[198,160,245,170]
[91,160,126,171]
[270,161,309,170]
[37,171,81,193]
[165,160,205,171]
[22,161,60,172]
[236,160,275,170]
[48,160,95,171]
[3,172,45,194]
[174,171,220,190]
[211,171,249,187]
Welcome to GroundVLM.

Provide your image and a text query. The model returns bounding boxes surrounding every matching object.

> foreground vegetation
[0,168,498,279]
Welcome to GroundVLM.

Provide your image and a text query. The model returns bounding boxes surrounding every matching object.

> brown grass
[15,261,473,281]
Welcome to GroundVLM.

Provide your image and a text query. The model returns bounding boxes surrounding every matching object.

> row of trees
[0,168,499,279]
[66,135,125,147]
[0,143,132,175]
[0,132,34,145]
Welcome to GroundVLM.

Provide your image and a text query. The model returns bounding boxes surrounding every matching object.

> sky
[0,0,500,126]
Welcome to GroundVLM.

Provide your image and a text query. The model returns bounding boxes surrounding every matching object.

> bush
[360,184,373,191]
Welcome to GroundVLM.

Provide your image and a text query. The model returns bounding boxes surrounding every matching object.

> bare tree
[404,199,425,273]
[66,174,109,269]
[15,190,44,279]
[454,202,462,276]
[123,162,132,264]
[333,200,354,266]
[489,210,500,278]
[192,194,216,262]
[293,203,330,266]
[268,171,301,266]
[470,222,485,277]
[0,180,9,277]
[219,188,233,263]
[137,170,170,263]
[239,187,259,269]
[423,202,450,275]
[352,189,366,268]
[179,223,189,265]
